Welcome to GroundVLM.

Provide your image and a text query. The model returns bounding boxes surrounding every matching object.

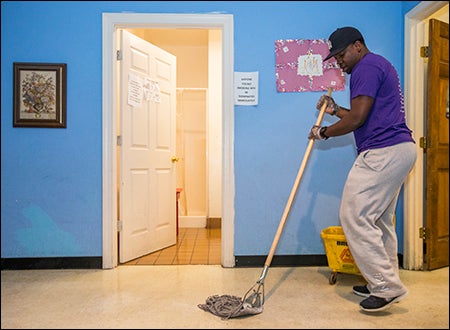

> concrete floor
[1,265,448,329]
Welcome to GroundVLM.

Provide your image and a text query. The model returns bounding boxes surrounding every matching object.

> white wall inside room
[207,29,223,219]
[127,28,223,228]
[176,88,207,220]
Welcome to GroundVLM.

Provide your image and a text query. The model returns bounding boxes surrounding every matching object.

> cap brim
[323,53,334,61]
[323,46,345,61]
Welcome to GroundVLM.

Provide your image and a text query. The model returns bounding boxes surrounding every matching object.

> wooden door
[424,18,449,270]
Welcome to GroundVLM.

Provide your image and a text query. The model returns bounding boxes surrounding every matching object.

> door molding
[403,1,448,270]
[102,13,235,269]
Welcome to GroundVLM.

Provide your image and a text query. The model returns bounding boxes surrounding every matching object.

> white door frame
[403,1,448,270]
[102,13,235,269]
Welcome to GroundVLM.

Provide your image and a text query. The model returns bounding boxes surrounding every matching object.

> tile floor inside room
[123,226,221,266]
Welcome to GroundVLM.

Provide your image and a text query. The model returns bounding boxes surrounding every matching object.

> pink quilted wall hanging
[275,38,345,92]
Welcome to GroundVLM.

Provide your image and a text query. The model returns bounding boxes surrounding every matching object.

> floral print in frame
[13,62,67,128]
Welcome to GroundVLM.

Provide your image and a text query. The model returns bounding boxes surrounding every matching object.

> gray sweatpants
[340,142,417,299]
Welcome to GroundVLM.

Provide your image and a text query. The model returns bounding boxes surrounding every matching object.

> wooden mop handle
[264,87,333,267]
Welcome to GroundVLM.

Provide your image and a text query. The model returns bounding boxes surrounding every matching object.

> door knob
[171,156,179,163]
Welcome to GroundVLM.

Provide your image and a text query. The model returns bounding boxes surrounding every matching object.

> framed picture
[13,62,67,128]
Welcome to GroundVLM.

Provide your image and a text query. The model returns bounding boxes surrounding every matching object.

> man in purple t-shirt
[309,27,417,313]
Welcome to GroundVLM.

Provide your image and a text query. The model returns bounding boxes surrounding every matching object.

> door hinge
[117,220,123,232]
[420,46,430,58]
[117,50,123,61]
[419,136,427,150]
[117,135,122,146]
[419,227,430,240]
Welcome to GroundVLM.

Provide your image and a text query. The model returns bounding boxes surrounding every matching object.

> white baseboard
[178,216,206,228]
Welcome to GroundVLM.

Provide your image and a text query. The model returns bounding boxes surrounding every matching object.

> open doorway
[102,13,235,269]
[122,27,222,265]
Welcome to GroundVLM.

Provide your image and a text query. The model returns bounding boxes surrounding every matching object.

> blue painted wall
[1,1,421,259]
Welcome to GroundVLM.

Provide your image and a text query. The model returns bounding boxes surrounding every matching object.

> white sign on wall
[234,71,258,106]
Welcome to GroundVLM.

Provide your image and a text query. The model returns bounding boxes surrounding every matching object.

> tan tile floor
[123,227,221,266]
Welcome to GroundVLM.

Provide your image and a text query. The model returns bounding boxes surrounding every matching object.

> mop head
[198,294,263,319]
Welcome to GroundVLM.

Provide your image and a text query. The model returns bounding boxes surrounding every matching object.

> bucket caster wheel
[329,271,337,285]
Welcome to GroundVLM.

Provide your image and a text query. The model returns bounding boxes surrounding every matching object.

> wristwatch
[320,126,329,140]
[331,103,339,116]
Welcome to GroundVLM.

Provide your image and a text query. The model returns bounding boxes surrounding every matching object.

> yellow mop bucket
[320,226,360,284]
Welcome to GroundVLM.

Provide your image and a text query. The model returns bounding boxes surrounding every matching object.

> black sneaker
[353,285,370,297]
[359,292,408,312]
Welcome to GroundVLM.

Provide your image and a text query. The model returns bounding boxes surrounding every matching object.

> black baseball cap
[324,27,364,61]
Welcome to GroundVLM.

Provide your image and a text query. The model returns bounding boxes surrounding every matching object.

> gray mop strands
[198,293,263,319]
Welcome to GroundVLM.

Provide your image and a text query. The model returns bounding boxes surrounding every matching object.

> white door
[118,29,177,263]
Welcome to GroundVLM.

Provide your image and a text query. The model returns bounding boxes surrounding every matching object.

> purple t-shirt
[350,53,415,154]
